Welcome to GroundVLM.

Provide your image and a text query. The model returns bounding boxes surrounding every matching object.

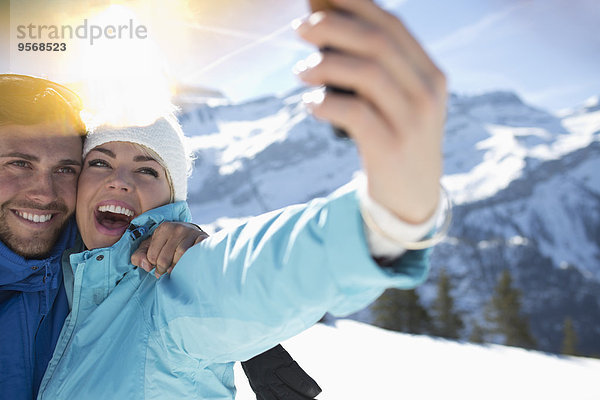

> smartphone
[308,0,335,12]
[308,0,353,139]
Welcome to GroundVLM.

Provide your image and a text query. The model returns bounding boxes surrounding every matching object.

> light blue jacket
[38,188,430,399]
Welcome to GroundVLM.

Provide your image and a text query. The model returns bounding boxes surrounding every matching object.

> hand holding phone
[308,0,354,139]
[295,0,447,224]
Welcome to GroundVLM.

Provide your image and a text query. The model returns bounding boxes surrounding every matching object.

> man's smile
[13,210,54,223]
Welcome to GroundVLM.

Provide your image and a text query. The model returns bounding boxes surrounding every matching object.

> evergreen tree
[561,317,578,356]
[469,321,485,344]
[485,269,536,349]
[431,268,464,339]
[372,288,432,334]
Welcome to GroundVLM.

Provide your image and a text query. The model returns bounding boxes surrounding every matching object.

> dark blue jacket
[0,218,77,400]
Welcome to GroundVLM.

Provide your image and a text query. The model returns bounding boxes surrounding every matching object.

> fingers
[144,224,170,276]
[151,233,200,278]
[304,89,391,159]
[129,234,173,277]
[149,223,209,278]
[130,239,153,271]
[294,9,446,142]
[295,0,447,136]
[297,12,430,100]
[319,0,444,83]
[130,222,209,278]
[296,51,412,135]
[294,0,447,222]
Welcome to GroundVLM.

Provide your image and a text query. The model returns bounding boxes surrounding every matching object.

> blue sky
[196,0,599,112]
[177,0,599,112]
[408,0,600,112]
[4,0,599,113]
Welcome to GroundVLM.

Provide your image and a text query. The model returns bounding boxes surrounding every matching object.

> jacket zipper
[37,261,85,397]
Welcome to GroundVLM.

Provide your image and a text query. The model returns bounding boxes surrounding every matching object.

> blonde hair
[138,144,175,203]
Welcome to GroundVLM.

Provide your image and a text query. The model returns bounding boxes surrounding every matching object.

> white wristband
[357,177,452,258]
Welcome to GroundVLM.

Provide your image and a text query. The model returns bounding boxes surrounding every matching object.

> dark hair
[0,74,86,135]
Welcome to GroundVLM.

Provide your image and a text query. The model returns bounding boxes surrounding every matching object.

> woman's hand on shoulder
[131,222,209,278]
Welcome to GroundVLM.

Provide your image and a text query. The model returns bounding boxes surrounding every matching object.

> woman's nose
[105,169,132,192]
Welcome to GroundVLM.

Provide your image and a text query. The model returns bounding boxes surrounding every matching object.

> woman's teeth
[16,211,52,223]
[97,204,134,217]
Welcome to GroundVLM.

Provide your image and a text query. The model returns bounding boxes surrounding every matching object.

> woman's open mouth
[94,203,136,237]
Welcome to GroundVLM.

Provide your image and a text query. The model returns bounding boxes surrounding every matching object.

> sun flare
[68,4,175,127]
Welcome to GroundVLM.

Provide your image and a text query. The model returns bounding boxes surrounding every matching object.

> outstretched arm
[153,0,444,367]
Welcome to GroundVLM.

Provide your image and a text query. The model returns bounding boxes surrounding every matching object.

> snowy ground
[234,320,600,399]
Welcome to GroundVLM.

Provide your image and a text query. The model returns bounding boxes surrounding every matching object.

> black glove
[241,344,322,400]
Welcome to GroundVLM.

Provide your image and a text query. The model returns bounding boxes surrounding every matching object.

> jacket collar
[67,201,192,279]
[0,217,78,291]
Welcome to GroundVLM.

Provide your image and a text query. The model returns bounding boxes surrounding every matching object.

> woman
[37,113,434,399]
[38,0,448,398]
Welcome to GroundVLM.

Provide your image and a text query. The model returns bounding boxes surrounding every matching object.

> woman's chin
[84,234,122,250]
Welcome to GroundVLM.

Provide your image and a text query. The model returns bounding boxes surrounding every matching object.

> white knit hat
[83,116,191,201]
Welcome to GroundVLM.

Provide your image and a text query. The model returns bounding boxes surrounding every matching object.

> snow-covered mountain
[427,92,600,354]
[177,88,600,356]
[179,88,360,227]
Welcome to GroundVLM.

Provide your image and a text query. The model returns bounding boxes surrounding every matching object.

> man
[0,75,321,400]
[0,75,86,399]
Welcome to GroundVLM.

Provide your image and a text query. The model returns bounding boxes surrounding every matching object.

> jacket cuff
[356,174,440,259]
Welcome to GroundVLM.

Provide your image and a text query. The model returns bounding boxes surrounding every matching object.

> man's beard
[0,200,70,259]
